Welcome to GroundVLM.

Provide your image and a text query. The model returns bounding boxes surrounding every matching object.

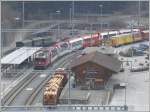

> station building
[71,50,121,90]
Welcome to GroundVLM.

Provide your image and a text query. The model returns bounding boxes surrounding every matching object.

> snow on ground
[109,41,149,111]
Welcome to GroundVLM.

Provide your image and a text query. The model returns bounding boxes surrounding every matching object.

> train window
[109,33,116,37]
[84,38,91,42]
[72,40,82,47]
[33,39,42,47]
[51,48,58,57]
[72,43,76,47]
[78,40,82,45]
[60,43,68,49]
[35,58,46,62]
[38,53,45,57]
[103,35,108,39]
[36,54,48,59]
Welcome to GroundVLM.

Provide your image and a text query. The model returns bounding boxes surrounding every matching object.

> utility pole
[0,1,1,111]
[99,4,104,46]
[138,0,141,29]
[21,1,24,41]
[70,8,72,28]
[99,4,103,33]
[56,10,61,40]
[68,69,71,105]
[22,1,24,28]
[69,7,73,37]
[71,1,74,37]
[72,0,74,18]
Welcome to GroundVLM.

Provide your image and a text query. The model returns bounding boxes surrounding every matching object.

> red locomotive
[33,48,51,69]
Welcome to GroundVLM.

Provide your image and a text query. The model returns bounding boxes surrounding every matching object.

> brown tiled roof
[71,51,122,73]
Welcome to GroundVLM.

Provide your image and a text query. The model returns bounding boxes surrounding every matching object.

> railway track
[25,55,71,106]
[3,51,81,106]
[3,73,38,106]
[27,51,82,106]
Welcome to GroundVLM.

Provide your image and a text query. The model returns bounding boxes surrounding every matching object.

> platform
[1,47,41,65]
[59,80,109,105]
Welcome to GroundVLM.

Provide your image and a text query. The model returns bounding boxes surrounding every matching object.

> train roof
[81,33,99,39]
[82,35,91,39]
[119,29,139,33]
[69,37,83,43]
[112,31,141,38]
[111,33,132,37]
[101,31,118,36]
[142,30,149,33]
[35,51,47,58]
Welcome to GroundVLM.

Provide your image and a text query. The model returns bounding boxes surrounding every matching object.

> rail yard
[1,1,149,112]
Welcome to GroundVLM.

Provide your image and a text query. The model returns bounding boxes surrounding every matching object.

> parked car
[113,83,126,89]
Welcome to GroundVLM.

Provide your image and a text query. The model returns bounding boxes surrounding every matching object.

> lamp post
[56,10,61,40]
[21,1,25,41]
[99,4,103,32]
[66,67,71,105]
[130,16,134,35]
[15,17,20,21]
[71,1,74,37]
[69,8,72,29]
[138,0,141,29]
[69,7,74,37]
[14,17,20,28]
[22,1,24,28]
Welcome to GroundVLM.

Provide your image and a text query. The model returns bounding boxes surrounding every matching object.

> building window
[85,67,98,78]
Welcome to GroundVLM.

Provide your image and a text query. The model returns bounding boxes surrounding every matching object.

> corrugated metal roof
[1,47,41,64]
[71,51,122,73]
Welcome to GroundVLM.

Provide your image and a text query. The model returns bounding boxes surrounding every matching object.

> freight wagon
[110,32,143,47]
[142,30,149,40]
[110,33,133,47]
[16,36,53,47]
[43,68,67,105]
[132,32,142,42]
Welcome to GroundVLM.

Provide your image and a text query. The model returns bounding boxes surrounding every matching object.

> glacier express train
[33,29,149,69]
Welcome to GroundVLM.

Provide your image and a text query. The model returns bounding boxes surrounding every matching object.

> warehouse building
[71,51,122,89]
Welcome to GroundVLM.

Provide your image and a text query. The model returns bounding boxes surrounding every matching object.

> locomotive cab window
[51,48,58,57]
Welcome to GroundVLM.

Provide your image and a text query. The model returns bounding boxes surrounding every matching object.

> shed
[71,51,122,89]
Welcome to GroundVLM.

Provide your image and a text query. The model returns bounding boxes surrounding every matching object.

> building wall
[72,61,113,87]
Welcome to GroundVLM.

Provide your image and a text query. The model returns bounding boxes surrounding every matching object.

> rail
[1,105,128,111]
[25,53,75,105]
[2,52,77,106]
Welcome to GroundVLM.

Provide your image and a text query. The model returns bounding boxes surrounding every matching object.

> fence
[1,105,128,111]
